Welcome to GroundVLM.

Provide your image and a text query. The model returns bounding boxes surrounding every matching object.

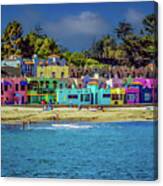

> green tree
[22,30,60,58]
[142,14,157,35]
[115,22,133,40]
[1,21,23,59]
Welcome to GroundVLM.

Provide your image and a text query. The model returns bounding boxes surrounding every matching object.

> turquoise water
[1,121,157,180]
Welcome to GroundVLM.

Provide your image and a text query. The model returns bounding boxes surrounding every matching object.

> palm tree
[115,22,133,40]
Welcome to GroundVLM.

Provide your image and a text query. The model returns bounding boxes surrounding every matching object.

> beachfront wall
[37,66,69,78]
[110,88,125,105]
[27,78,58,104]
[125,87,140,104]
[1,78,28,105]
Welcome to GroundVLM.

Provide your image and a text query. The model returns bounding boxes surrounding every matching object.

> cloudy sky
[1,1,156,51]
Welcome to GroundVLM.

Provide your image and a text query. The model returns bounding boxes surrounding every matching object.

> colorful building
[20,55,39,77]
[57,88,92,106]
[37,65,69,79]
[37,54,69,78]
[56,79,90,105]
[57,79,111,106]
[27,77,58,104]
[125,86,140,104]
[132,78,157,103]
[110,88,125,105]
[1,78,28,105]
[1,76,157,106]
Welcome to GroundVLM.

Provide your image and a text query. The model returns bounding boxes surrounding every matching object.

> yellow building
[37,65,69,78]
[110,88,125,105]
[37,54,69,78]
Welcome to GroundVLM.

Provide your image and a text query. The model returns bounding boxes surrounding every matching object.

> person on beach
[41,100,47,111]
[78,103,82,110]
[99,106,104,112]
[22,120,30,130]
[53,111,59,120]
[49,99,53,110]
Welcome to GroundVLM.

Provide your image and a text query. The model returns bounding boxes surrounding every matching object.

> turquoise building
[56,88,92,105]
[56,79,111,106]
[87,80,111,105]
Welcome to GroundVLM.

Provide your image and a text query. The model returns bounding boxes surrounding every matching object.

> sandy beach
[1,105,158,124]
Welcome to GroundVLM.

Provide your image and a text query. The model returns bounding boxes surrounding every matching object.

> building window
[81,94,90,102]
[40,72,43,77]
[68,84,71,89]
[68,95,78,99]
[28,84,32,90]
[45,81,49,89]
[40,81,44,87]
[103,94,110,98]
[22,96,24,104]
[4,85,8,91]
[79,84,82,89]
[21,85,25,91]
[27,96,31,103]
[61,72,64,78]
[52,72,56,78]
[15,84,19,91]
[59,83,63,89]
[112,94,119,100]
[127,94,135,101]
[53,81,57,89]
[119,94,123,100]
[144,93,151,101]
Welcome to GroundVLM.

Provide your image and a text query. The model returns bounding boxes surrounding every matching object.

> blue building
[128,82,153,104]
[56,79,111,106]
[20,55,39,77]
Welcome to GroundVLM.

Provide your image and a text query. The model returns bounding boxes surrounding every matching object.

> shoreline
[1,106,158,125]
[1,119,157,126]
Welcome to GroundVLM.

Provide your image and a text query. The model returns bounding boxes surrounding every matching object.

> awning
[4,81,12,86]
[20,81,28,86]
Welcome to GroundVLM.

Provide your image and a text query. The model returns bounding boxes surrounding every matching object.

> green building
[27,77,58,104]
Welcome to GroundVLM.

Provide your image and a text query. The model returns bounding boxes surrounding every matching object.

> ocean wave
[25,123,93,130]
[51,124,93,129]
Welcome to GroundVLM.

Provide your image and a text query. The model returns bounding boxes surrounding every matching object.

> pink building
[125,87,140,104]
[1,78,28,105]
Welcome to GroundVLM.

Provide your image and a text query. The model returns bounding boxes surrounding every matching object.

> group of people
[41,99,53,111]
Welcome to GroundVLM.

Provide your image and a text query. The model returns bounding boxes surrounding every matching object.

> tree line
[1,14,157,68]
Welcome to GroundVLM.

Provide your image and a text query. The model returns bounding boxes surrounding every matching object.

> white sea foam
[51,124,93,129]
[25,124,93,130]
[27,126,56,130]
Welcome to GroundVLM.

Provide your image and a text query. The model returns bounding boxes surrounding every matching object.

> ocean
[1,121,157,180]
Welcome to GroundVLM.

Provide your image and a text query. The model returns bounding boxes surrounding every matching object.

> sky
[1,1,157,51]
